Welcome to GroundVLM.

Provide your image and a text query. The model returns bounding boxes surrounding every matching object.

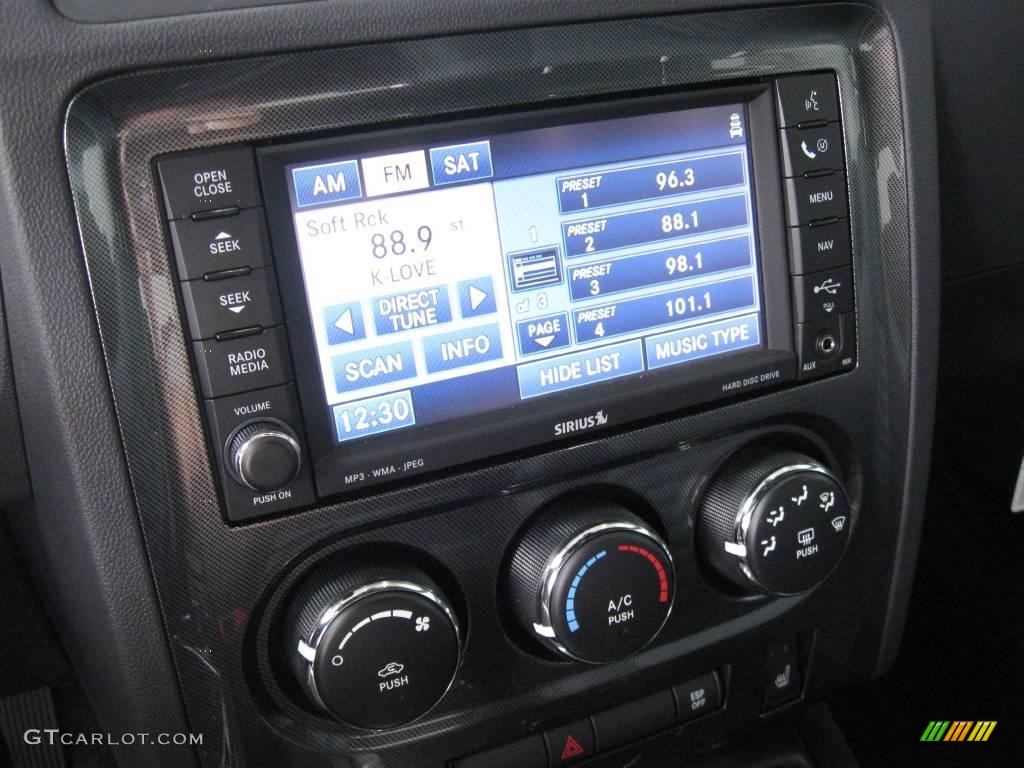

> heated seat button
[789,219,852,274]
[543,719,596,766]
[793,265,854,322]
[157,146,260,219]
[591,690,676,751]
[192,326,292,397]
[181,268,282,339]
[784,172,849,226]
[780,122,845,177]
[775,73,840,127]
[763,639,802,711]
[673,671,722,722]
[169,208,271,279]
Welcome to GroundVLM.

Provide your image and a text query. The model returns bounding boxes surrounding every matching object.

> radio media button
[181,268,282,340]
[169,208,271,280]
[788,219,852,274]
[193,326,292,398]
[779,122,845,177]
[157,147,260,219]
[783,172,849,226]
[793,265,854,322]
[422,323,503,374]
[775,73,840,127]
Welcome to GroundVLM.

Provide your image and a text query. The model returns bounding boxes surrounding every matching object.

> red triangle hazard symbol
[561,734,586,761]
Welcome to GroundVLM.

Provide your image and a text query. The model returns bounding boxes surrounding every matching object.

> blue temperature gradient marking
[566,550,607,632]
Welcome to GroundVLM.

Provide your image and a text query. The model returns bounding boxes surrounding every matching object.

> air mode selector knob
[698,449,852,596]
[506,500,674,664]
[285,563,460,730]
[226,419,301,492]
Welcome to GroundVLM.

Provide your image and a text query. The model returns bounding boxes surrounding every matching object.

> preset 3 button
[181,268,282,340]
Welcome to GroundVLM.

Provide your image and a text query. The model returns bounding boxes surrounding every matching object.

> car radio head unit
[156,77,854,517]
[287,101,764,441]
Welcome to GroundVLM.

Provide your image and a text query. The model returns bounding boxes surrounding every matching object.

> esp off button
[157,147,261,219]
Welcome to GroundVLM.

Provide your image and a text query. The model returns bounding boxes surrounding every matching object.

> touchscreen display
[286,102,763,444]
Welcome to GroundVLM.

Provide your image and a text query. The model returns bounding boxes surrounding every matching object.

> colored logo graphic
[920,721,997,742]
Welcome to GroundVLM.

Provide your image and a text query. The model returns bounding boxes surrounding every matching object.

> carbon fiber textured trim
[65,6,917,766]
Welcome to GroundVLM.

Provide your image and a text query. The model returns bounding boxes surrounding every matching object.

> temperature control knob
[698,449,852,596]
[506,500,674,664]
[285,563,460,729]
[226,419,301,492]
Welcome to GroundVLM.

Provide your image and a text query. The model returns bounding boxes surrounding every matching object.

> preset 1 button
[193,327,292,398]
[181,268,282,340]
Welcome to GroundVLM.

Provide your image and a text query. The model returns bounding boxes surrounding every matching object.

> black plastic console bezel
[257,83,796,499]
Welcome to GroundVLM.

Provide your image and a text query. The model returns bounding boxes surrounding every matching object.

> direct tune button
[506,501,674,664]
[698,449,852,596]
[286,567,460,730]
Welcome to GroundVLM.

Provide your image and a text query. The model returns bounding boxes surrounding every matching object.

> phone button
[780,122,845,177]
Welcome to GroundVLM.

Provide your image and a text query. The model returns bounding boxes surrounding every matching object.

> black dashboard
[2,0,1019,767]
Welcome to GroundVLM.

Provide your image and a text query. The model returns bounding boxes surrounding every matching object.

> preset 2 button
[181,268,282,339]
[193,326,292,397]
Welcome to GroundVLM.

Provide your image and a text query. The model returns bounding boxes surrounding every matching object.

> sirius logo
[554,409,609,437]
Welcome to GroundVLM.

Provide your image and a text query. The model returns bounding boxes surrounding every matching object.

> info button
[517,339,644,399]
[422,324,503,374]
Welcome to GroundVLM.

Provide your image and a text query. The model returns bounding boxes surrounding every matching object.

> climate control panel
[505,500,674,663]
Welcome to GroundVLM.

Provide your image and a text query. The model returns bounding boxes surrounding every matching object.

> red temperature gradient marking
[618,544,670,602]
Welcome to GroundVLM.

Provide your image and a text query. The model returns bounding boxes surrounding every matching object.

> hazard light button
[543,719,595,766]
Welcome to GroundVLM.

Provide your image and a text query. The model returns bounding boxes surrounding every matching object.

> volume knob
[227,419,301,492]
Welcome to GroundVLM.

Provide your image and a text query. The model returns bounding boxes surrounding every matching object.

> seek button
[181,268,282,340]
